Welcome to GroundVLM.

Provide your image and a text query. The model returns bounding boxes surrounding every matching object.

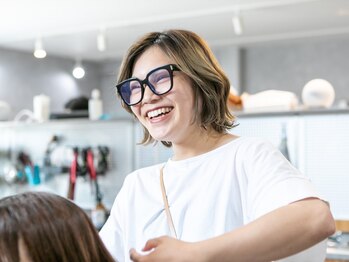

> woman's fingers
[129,248,143,262]
[142,237,161,251]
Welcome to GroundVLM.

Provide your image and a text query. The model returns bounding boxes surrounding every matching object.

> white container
[302,79,335,108]
[33,94,50,122]
[89,89,103,120]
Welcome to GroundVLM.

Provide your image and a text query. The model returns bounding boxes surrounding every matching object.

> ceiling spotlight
[34,38,47,59]
[97,28,106,52]
[232,9,243,35]
[72,61,85,79]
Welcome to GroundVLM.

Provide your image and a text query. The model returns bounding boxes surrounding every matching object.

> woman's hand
[129,236,203,262]
[130,199,334,262]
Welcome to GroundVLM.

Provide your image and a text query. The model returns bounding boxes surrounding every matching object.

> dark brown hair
[0,192,115,262]
[117,29,236,147]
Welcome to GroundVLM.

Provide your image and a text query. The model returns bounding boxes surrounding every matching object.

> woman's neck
[171,130,236,161]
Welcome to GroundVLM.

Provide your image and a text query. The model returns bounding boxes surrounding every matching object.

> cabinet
[231,109,349,220]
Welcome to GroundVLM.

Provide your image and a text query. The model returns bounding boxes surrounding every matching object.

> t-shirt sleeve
[242,138,322,221]
[99,177,129,261]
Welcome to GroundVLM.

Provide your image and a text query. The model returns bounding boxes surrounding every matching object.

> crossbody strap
[160,166,178,239]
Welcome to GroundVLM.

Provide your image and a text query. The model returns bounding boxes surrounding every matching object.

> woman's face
[131,46,199,145]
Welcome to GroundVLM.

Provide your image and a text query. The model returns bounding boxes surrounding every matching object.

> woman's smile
[146,107,173,120]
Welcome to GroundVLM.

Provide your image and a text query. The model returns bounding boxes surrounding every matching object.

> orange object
[228,92,243,109]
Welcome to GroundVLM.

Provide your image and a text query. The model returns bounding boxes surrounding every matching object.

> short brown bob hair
[117,29,236,147]
[0,192,115,262]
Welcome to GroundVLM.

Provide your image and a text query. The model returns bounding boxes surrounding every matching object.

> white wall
[241,36,349,102]
[0,48,101,119]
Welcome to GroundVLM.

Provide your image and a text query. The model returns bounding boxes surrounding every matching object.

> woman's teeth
[147,107,172,119]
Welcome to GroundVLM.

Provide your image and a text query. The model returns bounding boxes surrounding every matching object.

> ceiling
[1,0,349,62]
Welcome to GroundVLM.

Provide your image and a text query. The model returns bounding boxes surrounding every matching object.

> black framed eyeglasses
[116,64,180,106]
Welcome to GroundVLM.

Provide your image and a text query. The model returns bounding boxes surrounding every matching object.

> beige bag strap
[160,166,178,239]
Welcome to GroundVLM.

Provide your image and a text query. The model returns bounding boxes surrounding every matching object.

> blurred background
[1,1,349,259]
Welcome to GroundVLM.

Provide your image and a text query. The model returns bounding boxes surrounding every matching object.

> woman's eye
[130,83,141,92]
[154,73,170,83]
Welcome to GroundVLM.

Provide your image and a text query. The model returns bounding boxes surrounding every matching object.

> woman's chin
[152,136,169,143]
[151,133,171,143]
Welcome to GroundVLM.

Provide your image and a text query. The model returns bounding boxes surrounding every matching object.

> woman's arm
[130,198,335,262]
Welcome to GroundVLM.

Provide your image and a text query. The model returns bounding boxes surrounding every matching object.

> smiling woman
[99,29,335,262]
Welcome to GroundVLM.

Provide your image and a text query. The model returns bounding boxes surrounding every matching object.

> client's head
[0,191,115,262]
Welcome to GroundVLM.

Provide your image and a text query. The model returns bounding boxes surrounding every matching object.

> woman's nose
[142,84,160,104]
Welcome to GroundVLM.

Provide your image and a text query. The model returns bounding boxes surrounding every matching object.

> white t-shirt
[100,137,326,262]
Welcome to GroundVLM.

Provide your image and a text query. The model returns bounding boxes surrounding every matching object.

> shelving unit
[0,118,135,209]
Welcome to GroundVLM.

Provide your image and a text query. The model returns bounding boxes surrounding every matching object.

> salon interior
[0,0,349,260]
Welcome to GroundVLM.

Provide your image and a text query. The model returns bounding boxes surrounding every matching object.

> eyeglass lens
[119,66,173,105]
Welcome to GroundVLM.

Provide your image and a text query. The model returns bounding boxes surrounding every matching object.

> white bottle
[33,94,50,122]
[88,89,103,120]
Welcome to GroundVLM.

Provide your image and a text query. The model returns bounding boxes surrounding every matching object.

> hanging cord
[160,166,178,239]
